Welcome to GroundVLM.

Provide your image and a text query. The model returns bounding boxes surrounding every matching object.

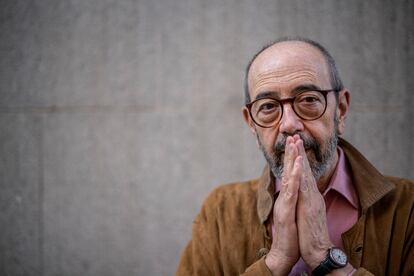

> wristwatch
[312,247,348,276]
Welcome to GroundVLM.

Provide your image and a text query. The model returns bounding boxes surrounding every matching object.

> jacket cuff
[241,256,273,275]
[352,267,374,275]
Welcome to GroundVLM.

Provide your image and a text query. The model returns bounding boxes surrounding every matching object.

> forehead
[248,41,331,98]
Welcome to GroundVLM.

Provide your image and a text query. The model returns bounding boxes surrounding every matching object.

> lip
[277,147,312,154]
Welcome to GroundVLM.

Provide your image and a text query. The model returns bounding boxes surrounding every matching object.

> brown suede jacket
[176,139,414,275]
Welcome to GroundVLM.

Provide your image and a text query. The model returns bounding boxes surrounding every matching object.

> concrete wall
[1,0,413,275]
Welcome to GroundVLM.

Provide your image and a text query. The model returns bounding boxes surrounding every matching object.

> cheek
[304,116,336,145]
[257,128,279,151]
[316,104,337,133]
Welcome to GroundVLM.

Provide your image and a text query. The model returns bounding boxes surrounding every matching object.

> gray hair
[244,37,344,105]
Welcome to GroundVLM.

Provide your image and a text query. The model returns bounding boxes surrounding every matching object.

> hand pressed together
[265,134,337,274]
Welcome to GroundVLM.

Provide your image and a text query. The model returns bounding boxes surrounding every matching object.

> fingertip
[296,139,306,155]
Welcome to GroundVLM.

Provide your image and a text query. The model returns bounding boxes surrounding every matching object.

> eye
[296,91,324,105]
[259,102,277,112]
[300,95,320,103]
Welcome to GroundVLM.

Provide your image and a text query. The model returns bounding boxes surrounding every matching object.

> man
[176,37,414,275]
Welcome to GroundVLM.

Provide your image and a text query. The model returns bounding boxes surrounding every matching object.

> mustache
[273,133,320,158]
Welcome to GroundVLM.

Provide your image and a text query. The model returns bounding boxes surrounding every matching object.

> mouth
[277,147,311,153]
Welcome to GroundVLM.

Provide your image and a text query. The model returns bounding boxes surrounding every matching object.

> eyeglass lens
[250,91,327,127]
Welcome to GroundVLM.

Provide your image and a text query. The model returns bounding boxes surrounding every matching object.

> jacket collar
[257,165,275,224]
[256,138,395,224]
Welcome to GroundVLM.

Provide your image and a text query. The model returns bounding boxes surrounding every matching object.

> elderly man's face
[243,42,349,182]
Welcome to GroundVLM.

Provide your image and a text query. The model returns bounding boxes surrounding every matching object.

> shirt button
[257,248,269,259]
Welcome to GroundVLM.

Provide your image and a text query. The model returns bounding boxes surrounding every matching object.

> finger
[295,139,310,172]
[277,155,301,215]
[292,134,300,143]
[295,139,318,193]
[281,136,294,189]
[287,137,299,173]
[274,150,300,242]
[282,136,292,190]
[288,155,302,198]
[279,137,300,199]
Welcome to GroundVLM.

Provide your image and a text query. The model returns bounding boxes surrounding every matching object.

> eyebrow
[254,84,323,101]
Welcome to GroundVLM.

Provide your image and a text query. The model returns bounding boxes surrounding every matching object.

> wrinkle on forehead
[251,67,320,95]
[255,67,317,84]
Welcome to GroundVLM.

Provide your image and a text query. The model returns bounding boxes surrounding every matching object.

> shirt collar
[323,146,359,209]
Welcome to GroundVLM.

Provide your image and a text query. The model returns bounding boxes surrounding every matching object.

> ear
[242,106,261,147]
[336,89,350,135]
[242,106,257,135]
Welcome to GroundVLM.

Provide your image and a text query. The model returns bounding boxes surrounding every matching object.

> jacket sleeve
[176,187,273,276]
[353,268,374,275]
[176,207,272,276]
[175,190,225,276]
[401,201,414,275]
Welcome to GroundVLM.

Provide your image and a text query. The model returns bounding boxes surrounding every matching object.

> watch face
[330,248,348,266]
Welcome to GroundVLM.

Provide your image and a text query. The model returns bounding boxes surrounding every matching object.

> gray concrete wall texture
[0,0,413,275]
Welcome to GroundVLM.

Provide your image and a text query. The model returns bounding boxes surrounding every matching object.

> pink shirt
[272,147,359,275]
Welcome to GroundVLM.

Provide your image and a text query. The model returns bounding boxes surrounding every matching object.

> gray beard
[258,129,338,181]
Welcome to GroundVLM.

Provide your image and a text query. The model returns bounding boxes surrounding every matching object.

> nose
[278,103,304,135]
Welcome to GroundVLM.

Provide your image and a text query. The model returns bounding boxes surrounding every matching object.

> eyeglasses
[245,89,337,128]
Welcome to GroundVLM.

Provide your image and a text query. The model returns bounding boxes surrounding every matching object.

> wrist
[312,247,349,276]
[328,263,355,276]
[264,251,294,276]
[308,248,331,270]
